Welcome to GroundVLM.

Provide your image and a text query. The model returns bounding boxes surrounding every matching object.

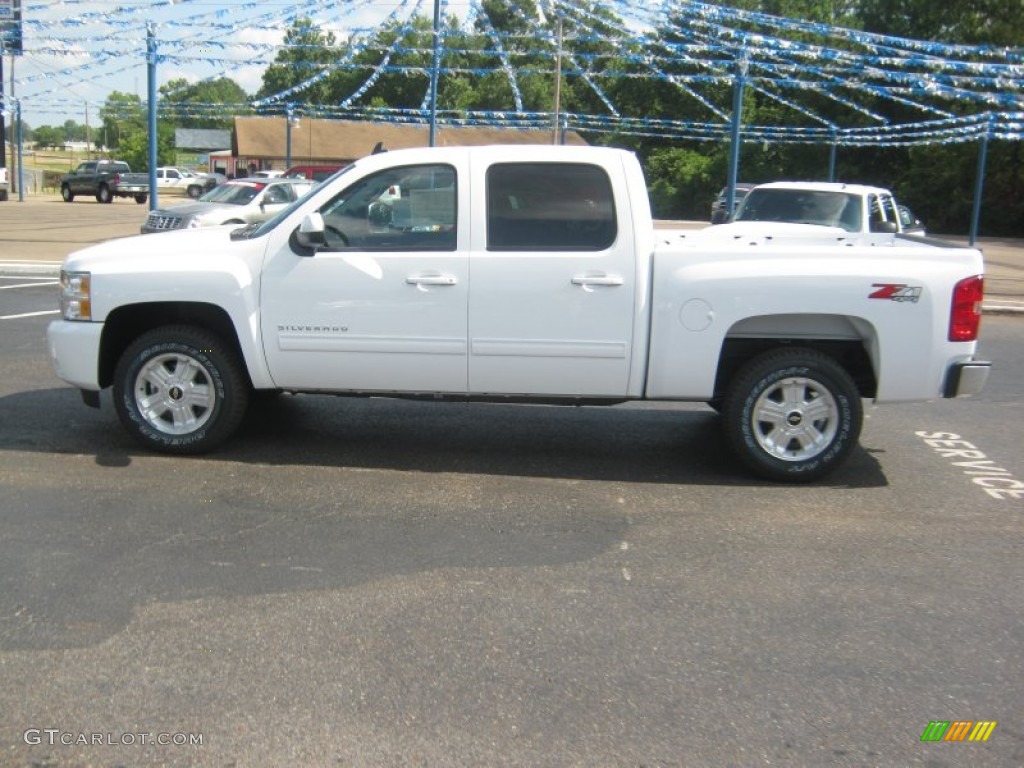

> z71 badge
[869,283,923,303]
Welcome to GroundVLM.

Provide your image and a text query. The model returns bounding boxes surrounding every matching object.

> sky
[3,0,477,127]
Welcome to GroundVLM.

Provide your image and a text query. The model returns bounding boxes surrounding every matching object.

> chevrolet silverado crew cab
[47,145,990,481]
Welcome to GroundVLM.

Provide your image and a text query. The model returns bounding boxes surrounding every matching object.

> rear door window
[486,163,616,251]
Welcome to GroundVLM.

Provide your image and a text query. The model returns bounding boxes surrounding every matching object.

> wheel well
[713,338,877,400]
[98,302,250,389]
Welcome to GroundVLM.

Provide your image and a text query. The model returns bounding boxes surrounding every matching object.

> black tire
[113,325,250,454]
[135,193,148,205]
[97,184,113,204]
[61,184,74,202]
[187,185,201,199]
[722,347,862,482]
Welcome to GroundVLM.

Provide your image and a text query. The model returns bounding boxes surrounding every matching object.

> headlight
[59,270,92,321]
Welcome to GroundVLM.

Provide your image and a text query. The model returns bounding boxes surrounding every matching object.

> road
[0,236,1022,766]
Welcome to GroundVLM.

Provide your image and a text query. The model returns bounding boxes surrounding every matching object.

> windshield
[199,181,267,205]
[734,188,862,232]
[236,166,354,240]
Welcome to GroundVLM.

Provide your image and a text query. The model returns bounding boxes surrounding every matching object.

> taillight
[949,275,984,341]
[112,173,121,184]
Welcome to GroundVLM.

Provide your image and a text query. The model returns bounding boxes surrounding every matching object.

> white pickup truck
[47,145,990,481]
[154,167,202,192]
[711,180,925,244]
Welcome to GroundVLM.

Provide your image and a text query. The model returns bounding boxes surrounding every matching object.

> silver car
[141,177,315,234]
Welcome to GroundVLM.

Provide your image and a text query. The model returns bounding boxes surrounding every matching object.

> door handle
[571,274,624,287]
[406,273,458,286]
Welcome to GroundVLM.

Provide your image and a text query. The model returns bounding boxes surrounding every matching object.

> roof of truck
[750,181,893,196]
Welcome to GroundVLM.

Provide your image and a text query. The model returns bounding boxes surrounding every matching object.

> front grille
[145,213,184,231]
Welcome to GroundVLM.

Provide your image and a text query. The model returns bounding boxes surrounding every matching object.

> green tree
[99,92,145,150]
[62,119,86,142]
[116,122,175,171]
[160,77,250,128]
[856,0,1023,45]
[255,18,344,110]
[33,125,63,150]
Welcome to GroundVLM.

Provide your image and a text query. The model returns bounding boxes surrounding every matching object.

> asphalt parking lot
[1,196,1022,766]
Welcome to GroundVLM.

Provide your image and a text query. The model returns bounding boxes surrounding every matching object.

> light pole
[552,17,563,145]
[725,51,749,218]
[285,105,299,169]
[429,0,440,146]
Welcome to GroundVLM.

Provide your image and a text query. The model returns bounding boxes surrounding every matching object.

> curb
[982,302,1024,314]
[0,261,62,277]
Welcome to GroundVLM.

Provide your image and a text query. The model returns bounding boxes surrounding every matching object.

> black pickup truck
[60,160,150,204]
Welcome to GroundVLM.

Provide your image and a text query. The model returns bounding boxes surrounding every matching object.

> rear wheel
[97,184,113,204]
[113,326,250,454]
[135,193,148,205]
[722,348,862,482]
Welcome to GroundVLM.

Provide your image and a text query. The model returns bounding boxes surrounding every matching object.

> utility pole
[7,53,16,194]
[552,17,563,145]
[285,104,295,169]
[1,53,7,192]
[428,0,440,147]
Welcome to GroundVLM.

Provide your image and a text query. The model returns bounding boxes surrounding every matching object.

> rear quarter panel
[645,236,985,402]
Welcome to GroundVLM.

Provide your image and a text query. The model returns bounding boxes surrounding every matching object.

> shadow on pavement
[0,387,886,651]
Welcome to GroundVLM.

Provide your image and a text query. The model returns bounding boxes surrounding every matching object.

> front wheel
[61,184,74,202]
[722,348,862,482]
[113,326,250,454]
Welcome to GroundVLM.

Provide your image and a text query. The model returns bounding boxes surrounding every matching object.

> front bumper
[141,213,186,234]
[944,360,992,398]
[47,319,104,391]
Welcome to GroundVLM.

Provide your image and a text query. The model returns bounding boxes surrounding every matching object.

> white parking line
[0,281,59,290]
[0,310,61,319]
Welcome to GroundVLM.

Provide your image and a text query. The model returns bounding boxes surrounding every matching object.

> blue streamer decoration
[8,0,1023,149]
